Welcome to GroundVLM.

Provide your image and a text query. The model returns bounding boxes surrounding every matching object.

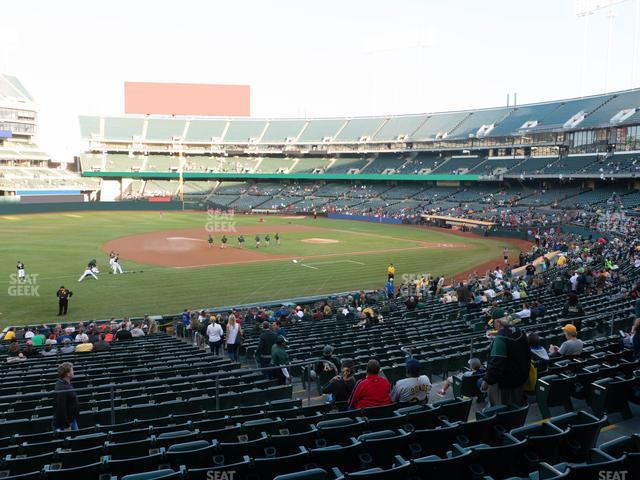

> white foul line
[300,263,319,270]
[345,260,366,265]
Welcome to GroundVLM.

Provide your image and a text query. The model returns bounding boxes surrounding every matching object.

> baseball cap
[406,358,421,376]
[562,324,577,334]
[276,335,286,344]
[323,345,334,355]
[491,308,506,320]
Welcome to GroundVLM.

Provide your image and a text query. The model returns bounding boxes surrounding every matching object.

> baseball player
[265,234,271,246]
[255,234,261,249]
[238,235,245,249]
[111,253,123,274]
[79,261,99,282]
[207,235,214,248]
[221,235,228,249]
[275,232,280,245]
[16,261,25,281]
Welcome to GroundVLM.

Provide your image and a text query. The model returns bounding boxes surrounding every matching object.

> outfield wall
[0,200,183,215]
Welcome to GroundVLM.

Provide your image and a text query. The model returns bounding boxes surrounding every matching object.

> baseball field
[0,211,526,326]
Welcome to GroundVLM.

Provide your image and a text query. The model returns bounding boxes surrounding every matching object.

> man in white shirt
[569,272,579,292]
[75,331,88,343]
[206,317,224,356]
[391,358,432,403]
[514,303,531,319]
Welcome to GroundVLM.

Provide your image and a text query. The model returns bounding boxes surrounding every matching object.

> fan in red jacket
[348,359,391,409]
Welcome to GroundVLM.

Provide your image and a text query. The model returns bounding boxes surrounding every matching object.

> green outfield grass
[0,211,513,327]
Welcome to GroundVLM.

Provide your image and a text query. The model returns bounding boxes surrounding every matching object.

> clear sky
[2,0,640,160]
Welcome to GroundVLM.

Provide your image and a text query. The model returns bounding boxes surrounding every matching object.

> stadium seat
[104,452,165,478]
[536,374,575,418]
[273,468,329,480]
[476,403,529,434]
[599,434,640,478]
[510,421,569,463]
[432,397,472,423]
[42,460,104,480]
[252,446,310,479]
[333,455,411,479]
[548,410,607,462]
[308,438,363,473]
[591,376,637,419]
[356,429,413,468]
[165,440,218,468]
[412,449,476,479]
[121,469,183,480]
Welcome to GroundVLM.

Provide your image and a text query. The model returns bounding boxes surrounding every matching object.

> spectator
[225,314,243,362]
[115,324,132,341]
[22,340,38,358]
[481,310,531,406]
[256,321,277,375]
[207,316,224,357]
[391,358,432,403]
[32,329,46,346]
[549,324,583,358]
[323,360,356,405]
[60,338,75,354]
[271,335,290,385]
[145,315,159,334]
[74,329,88,343]
[438,357,485,396]
[348,359,391,409]
[527,332,549,374]
[3,327,16,341]
[313,345,340,380]
[93,334,110,352]
[130,323,145,338]
[631,318,640,360]
[405,296,417,311]
[52,362,80,431]
[514,303,531,319]
[561,294,586,330]
[41,339,58,357]
[75,338,93,353]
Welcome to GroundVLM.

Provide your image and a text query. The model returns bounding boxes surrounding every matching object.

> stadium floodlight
[573,0,638,93]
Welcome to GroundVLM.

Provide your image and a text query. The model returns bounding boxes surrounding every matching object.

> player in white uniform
[16,261,25,281]
[79,261,99,282]
[111,254,123,274]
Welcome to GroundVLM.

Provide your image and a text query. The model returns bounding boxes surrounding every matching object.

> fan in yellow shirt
[387,263,395,280]
[75,340,94,353]
[3,328,16,341]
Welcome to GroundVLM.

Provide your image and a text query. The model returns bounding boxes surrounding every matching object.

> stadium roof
[0,74,35,106]
[80,87,640,144]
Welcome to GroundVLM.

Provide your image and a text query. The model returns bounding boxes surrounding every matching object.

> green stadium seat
[121,468,183,480]
[510,421,569,463]
[536,374,575,418]
[548,410,607,462]
[273,468,329,480]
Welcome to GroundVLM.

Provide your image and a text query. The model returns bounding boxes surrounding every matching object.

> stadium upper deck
[80,88,640,147]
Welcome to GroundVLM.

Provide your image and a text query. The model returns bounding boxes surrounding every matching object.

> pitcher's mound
[302,238,340,244]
